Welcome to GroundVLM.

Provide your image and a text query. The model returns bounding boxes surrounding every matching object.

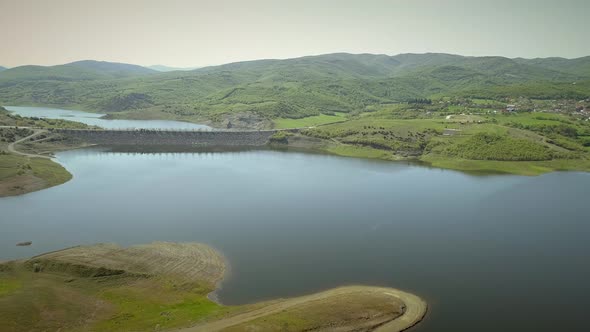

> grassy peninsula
[0,107,90,197]
[0,154,71,197]
[0,242,427,332]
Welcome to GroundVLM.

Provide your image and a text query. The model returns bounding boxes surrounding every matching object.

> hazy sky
[0,0,588,67]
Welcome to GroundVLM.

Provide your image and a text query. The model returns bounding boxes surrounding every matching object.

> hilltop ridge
[0,52,588,127]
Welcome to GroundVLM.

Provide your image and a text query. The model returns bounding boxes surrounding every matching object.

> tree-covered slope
[515,56,590,77]
[0,53,588,123]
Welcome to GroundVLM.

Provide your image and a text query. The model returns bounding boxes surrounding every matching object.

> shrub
[446,133,553,161]
[269,131,292,144]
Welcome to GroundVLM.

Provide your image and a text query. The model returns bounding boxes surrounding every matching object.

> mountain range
[0,60,155,82]
[0,53,588,122]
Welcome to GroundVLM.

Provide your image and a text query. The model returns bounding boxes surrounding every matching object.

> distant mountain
[68,60,156,77]
[194,52,584,82]
[515,56,590,78]
[0,60,156,83]
[0,66,6,72]
[0,53,588,120]
[148,65,200,72]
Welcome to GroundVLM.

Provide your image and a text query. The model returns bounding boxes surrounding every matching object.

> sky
[0,0,588,68]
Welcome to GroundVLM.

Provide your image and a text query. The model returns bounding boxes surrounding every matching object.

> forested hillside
[0,53,588,126]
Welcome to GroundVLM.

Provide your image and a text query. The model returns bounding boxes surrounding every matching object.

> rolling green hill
[0,60,155,83]
[515,56,590,77]
[0,53,588,126]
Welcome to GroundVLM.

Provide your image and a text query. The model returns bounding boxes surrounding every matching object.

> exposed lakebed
[1,107,590,331]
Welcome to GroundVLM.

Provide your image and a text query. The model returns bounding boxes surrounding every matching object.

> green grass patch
[0,154,72,196]
[273,113,347,129]
[30,157,72,186]
[0,278,22,297]
[492,112,570,126]
[0,154,26,180]
[445,133,553,161]
[300,114,590,175]
[325,144,397,160]
[305,118,447,138]
[0,267,235,332]
[1,153,74,186]
[269,131,293,144]
[304,118,445,157]
[95,281,224,331]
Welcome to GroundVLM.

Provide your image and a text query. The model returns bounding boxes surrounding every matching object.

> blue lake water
[4,106,211,130]
[1,146,589,332]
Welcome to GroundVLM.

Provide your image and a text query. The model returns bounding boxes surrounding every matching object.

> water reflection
[4,106,212,130]
[1,148,588,332]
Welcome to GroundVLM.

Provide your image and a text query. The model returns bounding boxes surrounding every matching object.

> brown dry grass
[222,291,404,332]
[0,173,46,196]
[32,242,226,285]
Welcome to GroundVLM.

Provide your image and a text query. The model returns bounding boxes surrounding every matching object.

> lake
[1,147,589,331]
[4,106,211,130]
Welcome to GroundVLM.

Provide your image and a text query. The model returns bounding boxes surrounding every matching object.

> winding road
[177,286,427,332]
[375,289,427,332]
[3,127,50,159]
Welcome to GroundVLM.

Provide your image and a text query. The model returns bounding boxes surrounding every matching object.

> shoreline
[0,138,77,198]
[1,243,428,332]
[4,105,590,180]
[303,143,590,177]
[3,140,586,198]
[3,139,587,199]
[3,104,589,198]
[181,286,427,332]
[205,244,231,306]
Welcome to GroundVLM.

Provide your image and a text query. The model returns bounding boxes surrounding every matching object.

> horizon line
[2,51,589,70]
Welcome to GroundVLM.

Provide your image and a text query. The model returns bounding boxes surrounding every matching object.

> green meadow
[273,113,347,129]
[298,110,590,175]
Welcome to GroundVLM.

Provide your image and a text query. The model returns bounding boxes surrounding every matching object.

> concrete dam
[52,128,291,147]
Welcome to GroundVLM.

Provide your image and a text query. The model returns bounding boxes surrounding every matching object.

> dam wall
[52,129,288,146]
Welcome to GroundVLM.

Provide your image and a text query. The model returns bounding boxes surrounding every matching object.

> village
[429,97,590,121]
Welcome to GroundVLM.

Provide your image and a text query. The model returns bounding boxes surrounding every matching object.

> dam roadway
[49,128,298,146]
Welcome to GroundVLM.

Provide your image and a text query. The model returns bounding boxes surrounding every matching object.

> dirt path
[6,129,50,159]
[374,289,427,332]
[177,286,427,332]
